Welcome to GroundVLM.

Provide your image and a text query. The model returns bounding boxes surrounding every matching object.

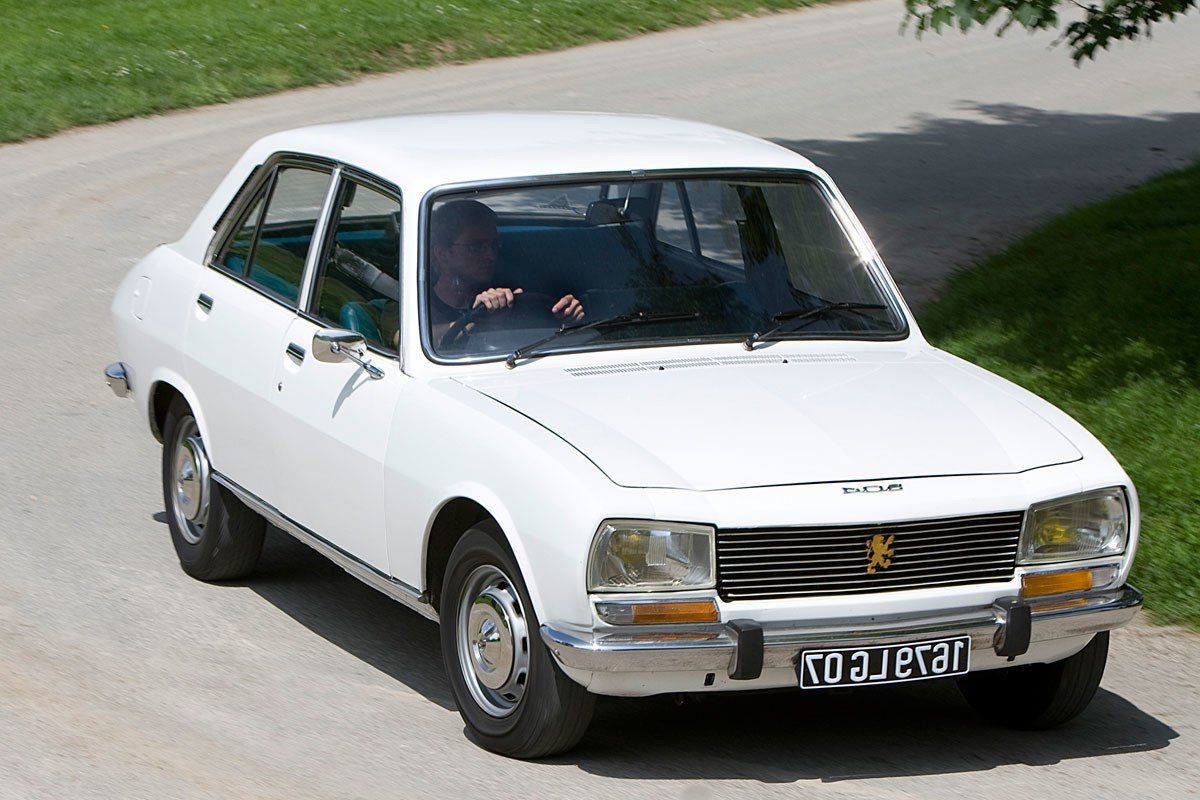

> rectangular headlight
[1019,487,1129,564]
[587,520,715,592]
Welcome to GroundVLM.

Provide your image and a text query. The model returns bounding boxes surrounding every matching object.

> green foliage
[0,0,819,143]
[904,0,1196,61]
[922,164,1200,627]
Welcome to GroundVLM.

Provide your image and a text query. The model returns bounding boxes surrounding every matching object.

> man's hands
[473,287,523,311]
[552,294,585,322]
[472,287,585,322]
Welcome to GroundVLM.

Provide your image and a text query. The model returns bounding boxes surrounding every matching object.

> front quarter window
[424,173,904,361]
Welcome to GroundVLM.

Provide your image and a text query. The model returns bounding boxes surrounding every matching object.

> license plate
[797,635,971,689]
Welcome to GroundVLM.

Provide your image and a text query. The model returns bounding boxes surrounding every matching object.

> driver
[429,199,584,326]
[332,199,585,345]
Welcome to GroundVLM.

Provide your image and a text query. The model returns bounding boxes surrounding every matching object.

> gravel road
[2,2,1198,797]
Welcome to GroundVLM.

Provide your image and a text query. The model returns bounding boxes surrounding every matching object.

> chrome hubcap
[457,565,530,717]
[171,419,210,544]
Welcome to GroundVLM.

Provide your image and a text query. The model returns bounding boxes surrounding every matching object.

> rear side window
[217,189,267,275]
[655,182,692,252]
[685,180,744,266]
[215,164,333,305]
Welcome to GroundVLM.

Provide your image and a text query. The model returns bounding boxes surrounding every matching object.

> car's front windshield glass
[423,174,905,361]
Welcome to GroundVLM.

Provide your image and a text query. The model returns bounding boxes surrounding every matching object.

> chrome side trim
[541,585,1142,674]
[212,472,438,622]
[104,362,131,398]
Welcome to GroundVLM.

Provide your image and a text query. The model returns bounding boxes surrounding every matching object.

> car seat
[339,298,389,345]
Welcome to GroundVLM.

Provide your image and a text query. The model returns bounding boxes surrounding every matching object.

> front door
[269,175,404,572]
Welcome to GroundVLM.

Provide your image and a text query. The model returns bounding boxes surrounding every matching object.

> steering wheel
[437,291,561,352]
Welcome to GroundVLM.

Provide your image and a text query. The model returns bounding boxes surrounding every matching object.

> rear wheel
[958,631,1109,729]
[440,523,594,758]
[161,398,265,581]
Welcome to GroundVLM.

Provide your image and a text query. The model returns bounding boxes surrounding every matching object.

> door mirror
[312,328,366,363]
[311,328,384,379]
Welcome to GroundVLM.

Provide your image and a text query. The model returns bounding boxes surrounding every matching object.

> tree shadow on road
[774,103,1200,307]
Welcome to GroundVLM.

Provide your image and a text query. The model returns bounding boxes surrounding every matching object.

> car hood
[455,351,1082,491]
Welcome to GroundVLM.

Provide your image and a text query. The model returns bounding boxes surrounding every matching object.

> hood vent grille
[564,352,854,377]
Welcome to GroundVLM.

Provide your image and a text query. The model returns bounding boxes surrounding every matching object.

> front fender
[385,378,651,628]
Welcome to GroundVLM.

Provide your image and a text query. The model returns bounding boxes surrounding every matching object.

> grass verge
[921,163,1200,628]
[0,0,819,144]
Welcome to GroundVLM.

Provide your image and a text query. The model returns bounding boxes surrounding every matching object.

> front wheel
[958,631,1109,729]
[440,523,594,758]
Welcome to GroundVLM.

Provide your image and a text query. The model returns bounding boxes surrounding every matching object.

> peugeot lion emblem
[866,534,895,574]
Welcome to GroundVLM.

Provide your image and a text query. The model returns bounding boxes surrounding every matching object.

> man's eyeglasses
[449,238,502,255]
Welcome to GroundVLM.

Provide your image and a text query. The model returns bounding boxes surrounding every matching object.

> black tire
[958,631,1109,729]
[161,397,265,581]
[440,522,595,758]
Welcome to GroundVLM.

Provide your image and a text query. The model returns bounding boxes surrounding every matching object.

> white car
[106,112,1141,758]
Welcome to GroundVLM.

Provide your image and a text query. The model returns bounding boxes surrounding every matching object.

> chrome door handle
[285,342,306,363]
[196,293,214,312]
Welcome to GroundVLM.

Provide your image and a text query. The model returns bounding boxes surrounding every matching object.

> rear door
[186,160,336,507]
[270,173,405,571]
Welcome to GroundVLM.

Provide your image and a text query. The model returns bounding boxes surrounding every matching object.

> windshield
[423,174,905,361]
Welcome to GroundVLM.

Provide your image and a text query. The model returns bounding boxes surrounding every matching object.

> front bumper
[541,585,1141,676]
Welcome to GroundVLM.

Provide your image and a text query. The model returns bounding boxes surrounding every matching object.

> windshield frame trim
[416,167,911,367]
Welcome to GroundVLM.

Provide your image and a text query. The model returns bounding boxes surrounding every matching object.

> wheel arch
[421,489,543,620]
[145,370,211,453]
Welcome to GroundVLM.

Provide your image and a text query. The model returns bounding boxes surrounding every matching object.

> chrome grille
[716,511,1023,600]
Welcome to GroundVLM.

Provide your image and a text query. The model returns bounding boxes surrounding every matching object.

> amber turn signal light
[1021,569,1092,598]
[632,600,720,624]
[595,598,720,625]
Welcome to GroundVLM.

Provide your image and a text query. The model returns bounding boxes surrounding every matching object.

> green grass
[921,163,1200,628]
[0,0,819,143]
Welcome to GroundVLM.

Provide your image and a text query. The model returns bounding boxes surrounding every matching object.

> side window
[311,179,402,350]
[216,188,268,275]
[246,166,332,304]
[684,180,744,267]
[655,182,692,252]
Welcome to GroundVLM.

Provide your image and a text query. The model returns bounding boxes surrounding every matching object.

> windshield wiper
[506,310,701,368]
[743,302,887,350]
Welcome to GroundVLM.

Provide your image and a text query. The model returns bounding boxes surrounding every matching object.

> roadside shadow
[244,526,455,711]
[568,681,1176,782]
[774,103,1200,309]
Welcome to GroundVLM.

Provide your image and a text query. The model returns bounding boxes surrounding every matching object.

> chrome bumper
[541,585,1142,676]
[104,362,130,398]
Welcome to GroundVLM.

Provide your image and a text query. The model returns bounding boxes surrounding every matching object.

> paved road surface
[1,2,1198,798]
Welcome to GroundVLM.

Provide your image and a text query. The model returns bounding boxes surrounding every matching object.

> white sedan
[106,112,1141,757]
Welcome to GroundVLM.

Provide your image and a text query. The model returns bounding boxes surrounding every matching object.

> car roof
[247,112,819,190]
[176,112,828,263]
